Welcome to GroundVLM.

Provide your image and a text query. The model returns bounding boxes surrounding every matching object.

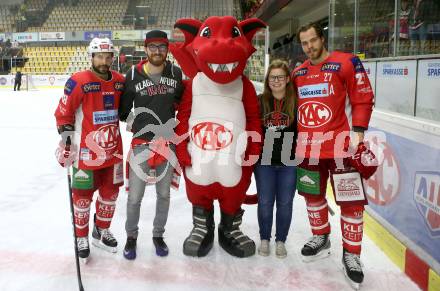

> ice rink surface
[0,89,419,291]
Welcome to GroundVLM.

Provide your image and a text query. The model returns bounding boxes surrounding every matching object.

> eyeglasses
[146,44,168,53]
[269,75,287,82]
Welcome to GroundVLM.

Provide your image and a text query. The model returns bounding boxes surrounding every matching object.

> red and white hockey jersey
[292,51,374,159]
[54,70,125,170]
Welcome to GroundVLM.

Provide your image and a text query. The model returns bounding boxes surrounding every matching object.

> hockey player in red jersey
[292,23,376,289]
[55,37,125,263]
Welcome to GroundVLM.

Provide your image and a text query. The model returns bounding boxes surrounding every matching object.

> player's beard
[309,45,325,62]
[93,64,110,74]
[147,53,166,67]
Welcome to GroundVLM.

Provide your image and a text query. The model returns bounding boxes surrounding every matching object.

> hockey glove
[56,124,76,167]
[348,142,378,179]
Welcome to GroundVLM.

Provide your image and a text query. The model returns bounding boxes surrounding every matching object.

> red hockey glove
[348,142,378,179]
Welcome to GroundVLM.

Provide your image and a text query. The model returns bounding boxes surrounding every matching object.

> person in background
[409,0,432,54]
[14,70,22,91]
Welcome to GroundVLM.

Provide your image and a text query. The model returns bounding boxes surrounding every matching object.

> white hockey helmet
[87,37,117,57]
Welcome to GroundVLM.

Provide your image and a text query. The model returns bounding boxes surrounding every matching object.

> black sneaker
[92,225,118,253]
[123,237,137,260]
[301,234,331,262]
[342,248,364,289]
[153,237,169,257]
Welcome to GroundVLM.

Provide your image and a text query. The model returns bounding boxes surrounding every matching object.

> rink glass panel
[329,0,440,57]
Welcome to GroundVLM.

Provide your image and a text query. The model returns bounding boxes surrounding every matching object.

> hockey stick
[328,204,335,216]
[66,136,85,291]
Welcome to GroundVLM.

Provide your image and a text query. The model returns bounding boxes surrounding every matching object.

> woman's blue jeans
[254,164,297,242]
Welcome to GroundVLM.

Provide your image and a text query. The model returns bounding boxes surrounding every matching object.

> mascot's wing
[169,18,203,79]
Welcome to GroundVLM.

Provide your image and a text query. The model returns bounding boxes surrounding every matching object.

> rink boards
[364,110,440,291]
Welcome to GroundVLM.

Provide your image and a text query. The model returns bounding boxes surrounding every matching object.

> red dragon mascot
[170,16,266,258]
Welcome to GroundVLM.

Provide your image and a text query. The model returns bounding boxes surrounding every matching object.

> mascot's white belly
[186,72,247,187]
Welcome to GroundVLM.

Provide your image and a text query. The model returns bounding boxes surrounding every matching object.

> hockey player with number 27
[54,38,125,263]
[292,23,377,290]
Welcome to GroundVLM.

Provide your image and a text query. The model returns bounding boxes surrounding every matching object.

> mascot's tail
[244,193,258,204]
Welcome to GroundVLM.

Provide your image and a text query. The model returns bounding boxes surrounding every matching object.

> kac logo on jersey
[414,171,440,237]
[64,78,77,95]
[191,122,233,151]
[321,62,341,72]
[82,82,101,93]
[298,83,329,99]
[297,101,332,128]
[294,68,308,77]
[93,124,120,151]
[93,110,118,125]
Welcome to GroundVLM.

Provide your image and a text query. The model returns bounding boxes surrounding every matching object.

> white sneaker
[258,239,270,256]
[275,241,287,258]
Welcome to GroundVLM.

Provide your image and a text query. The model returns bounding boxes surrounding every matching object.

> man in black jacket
[119,30,183,260]
[14,70,22,91]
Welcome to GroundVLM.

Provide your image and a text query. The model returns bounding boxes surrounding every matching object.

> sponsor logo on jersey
[103,95,114,110]
[333,172,366,203]
[72,168,93,189]
[294,68,308,77]
[297,168,321,195]
[191,122,233,151]
[93,110,118,125]
[82,82,101,93]
[427,63,440,77]
[300,175,315,185]
[351,56,365,73]
[114,81,124,91]
[64,78,77,95]
[80,148,91,160]
[337,178,360,194]
[382,64,408,76]
[75,198,90,208]
[306,74,320,79]
[298,83,329,99]
[414,171,440,237]
[93,124,120,151]
[74,169,89,179]
[297,101,332,128]
[321,62,341,72]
